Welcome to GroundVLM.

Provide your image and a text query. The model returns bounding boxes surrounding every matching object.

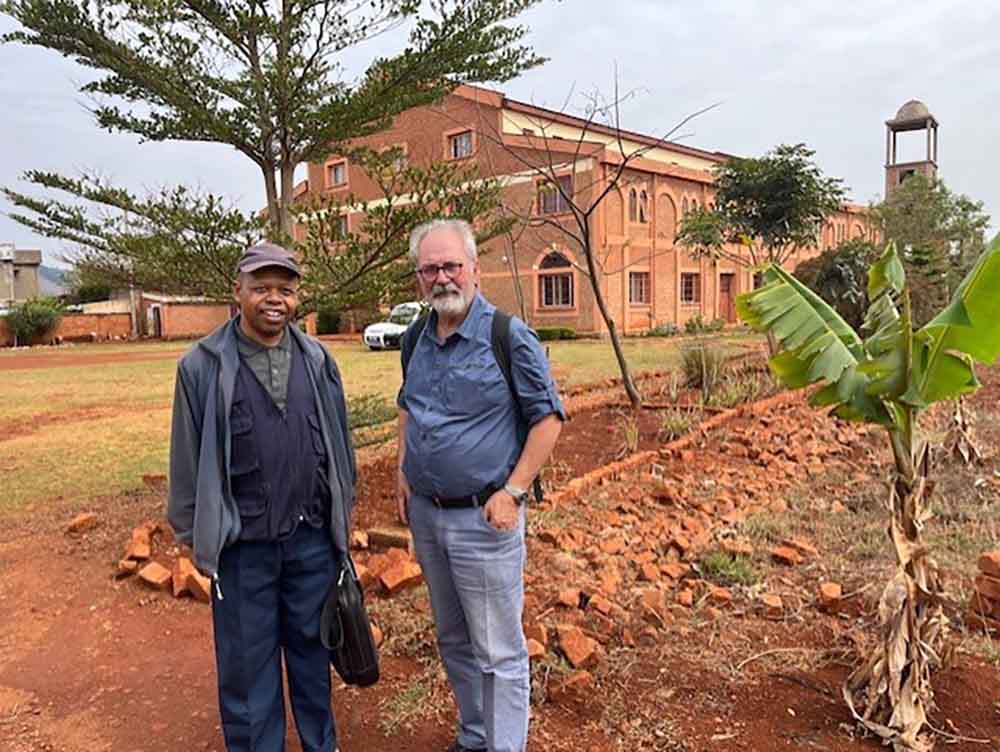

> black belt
[429,484,502,509]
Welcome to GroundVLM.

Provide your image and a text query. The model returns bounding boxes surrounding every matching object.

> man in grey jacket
[168,241,355,752]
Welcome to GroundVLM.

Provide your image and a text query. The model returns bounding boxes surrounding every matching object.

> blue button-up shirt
[398,293,565,499]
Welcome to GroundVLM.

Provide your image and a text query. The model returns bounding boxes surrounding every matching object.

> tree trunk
[278,161,296,244]
[580,230,641,409]
[843,414,948,752]
[263,165,281,241]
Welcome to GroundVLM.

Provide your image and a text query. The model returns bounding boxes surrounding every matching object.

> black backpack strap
[400,312,430,381]
[490,310,545,503]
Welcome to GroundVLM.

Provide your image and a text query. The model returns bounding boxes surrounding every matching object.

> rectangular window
[448,130,474,160]
[680,272,701,304]
[336,215,348,239]
[540,273,573,308]
[538,175,573,215]
[629,271,650,304]
[326,161,347,187]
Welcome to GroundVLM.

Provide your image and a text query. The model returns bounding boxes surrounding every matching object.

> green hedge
[536,326,577,341]
[6,297,64,344]
[316,306,342,335]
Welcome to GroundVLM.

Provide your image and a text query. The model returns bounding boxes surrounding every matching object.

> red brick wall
[162,304,232,339]
[0,313,132,346]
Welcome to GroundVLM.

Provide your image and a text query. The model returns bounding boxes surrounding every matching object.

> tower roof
[887,99,938,129]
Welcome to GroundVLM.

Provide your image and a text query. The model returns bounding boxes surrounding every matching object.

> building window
[638,191,649,223]
[628,188,638,223]
[448,130,474,160]
[753,271,765,289]
[629,271,650,304]
[326,160,347,188]
[539,251,573,308]
[335,215,349,239]
[680,272,701,304]
[538,175,573,215]
[682,197,689,215]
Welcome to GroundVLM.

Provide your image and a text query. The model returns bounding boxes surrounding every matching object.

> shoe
[446,742,487,752]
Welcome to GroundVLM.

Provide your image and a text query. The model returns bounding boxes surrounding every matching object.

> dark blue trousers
[212,523,338,752]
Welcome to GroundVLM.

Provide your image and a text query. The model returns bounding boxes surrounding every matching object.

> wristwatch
[504,483,530,506]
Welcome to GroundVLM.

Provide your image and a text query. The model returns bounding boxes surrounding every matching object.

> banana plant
[736,236,1000,752]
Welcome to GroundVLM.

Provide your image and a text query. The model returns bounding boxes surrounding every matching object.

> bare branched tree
[474,77,717,409]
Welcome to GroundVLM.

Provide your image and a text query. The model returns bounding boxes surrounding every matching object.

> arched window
[682,197,689,215]
[638,191,649,223]
[538,251,574,308]
[628,188,638,223]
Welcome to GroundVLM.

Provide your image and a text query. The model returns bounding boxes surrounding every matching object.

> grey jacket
[167,318,356,577]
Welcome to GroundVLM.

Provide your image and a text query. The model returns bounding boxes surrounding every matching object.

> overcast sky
[3,0,998,266]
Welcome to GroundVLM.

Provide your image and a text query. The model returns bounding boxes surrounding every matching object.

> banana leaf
[737,264,890,424]
[905,234,1000,406]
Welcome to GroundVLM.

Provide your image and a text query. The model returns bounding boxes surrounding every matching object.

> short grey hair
[408,218,478,264]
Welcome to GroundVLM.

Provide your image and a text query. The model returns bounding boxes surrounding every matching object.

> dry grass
[3,334,758,517]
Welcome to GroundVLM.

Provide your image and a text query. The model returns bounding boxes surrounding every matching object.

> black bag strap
[490,311,545,503]
[400,310,430,380]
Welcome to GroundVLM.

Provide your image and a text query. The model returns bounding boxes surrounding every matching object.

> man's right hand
[397,470,411,526]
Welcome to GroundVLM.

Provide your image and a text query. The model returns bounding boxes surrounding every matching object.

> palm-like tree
[737,236,1000,751]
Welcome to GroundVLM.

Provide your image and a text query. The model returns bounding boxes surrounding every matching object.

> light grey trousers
[408,494,529,752]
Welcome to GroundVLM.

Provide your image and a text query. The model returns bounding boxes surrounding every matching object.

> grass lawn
[0,331,758,514]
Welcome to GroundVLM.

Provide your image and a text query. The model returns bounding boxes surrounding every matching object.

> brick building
[293,85,874,335]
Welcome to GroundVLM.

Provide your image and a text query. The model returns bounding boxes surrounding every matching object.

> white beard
[429,284,470,317]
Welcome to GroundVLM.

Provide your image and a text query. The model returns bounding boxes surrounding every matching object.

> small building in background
[0,243,42,306]
[139,292,234,339]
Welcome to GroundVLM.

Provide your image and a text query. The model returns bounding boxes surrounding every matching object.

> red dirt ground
[0,348,188,370]
[3,356,1000,751]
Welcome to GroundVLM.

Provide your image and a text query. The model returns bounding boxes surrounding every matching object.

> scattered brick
[525,623,548,649]
[771,546,804,566]
[818,582,842,613]
[556,625,598,669]
[350,530,370,550]
[116,559,138,578]
[371,623,384,649]
[759,593,783,617]
[720,539,753,557]
[548,671,594,704]
[978,551,1000,579]
[588,594,613,616]
[125,527,152,561]
[527,638,545,659]
[367,527,413,554]
[638,563,659,582]
[558,588,582,608]
[975,574,1000,603]
[138,562,172,591]
[66,512,100,535]
[172,557,197,598]
[676,589,694,608]
[187,571,212,603]
[380,560,423,595]
[782,537,819,558]
[707,586,732,607]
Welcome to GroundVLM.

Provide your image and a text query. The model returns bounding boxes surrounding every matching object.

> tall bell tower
[885,100,938,198]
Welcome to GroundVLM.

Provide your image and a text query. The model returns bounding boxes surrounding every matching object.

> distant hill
[38,265,70,297]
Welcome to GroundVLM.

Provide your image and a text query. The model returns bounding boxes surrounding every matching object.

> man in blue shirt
[396,219,564,752]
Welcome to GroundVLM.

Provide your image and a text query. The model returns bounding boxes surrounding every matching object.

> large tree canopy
[2,0,545,238]
[677,143,847,268]
[873,174,990,326]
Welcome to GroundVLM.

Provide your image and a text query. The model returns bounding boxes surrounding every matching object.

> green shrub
[536,326,576,341]
[316,306,342,335]
[645,322,680,337]
[658,407,696,442]
[6,297,64,344]
[706,372,768,409]
[680,342,725,400]
[708,317,726,332]
[684,313,707,334]
[699,550,759,587]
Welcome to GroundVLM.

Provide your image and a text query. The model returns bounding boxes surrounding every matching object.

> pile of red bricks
[114,520,211,603]
[967,551,1000,636]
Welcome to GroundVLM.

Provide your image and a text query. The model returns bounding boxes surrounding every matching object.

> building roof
[887,99,937,129]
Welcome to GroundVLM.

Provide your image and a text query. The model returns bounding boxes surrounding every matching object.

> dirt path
[4,367,1000,751]
[0,349,188,371]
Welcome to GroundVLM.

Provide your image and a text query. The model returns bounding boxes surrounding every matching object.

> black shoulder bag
[320,467,380,686]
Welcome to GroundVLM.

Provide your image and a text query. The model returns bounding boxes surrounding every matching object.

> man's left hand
[483,490,519,532]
